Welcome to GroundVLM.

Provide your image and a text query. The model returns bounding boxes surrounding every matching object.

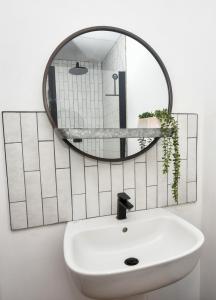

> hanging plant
[138,109,180,202]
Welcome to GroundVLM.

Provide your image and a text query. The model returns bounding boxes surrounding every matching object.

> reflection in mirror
[45,29,171,160]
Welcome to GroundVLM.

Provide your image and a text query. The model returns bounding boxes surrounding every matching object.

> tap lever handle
[117,192,131,200]
[117,192,133,210]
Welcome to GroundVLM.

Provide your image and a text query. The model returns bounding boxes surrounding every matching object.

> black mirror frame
[42,26,173,162]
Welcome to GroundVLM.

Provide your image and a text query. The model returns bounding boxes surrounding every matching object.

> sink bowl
[64,209,204,299]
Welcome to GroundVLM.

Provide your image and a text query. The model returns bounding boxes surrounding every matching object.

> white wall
[0,0,215,299]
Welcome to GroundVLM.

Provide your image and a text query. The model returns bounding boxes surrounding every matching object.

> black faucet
[116,192,134,220]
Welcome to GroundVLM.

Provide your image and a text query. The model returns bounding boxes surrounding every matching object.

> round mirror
[43,26,172,161]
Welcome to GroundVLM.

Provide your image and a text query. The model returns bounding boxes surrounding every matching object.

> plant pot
[138,117,161,128]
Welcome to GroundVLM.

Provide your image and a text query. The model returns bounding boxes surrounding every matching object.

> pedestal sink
[64,209,204,299]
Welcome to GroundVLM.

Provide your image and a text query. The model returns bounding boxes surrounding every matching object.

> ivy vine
[139,109,180,202]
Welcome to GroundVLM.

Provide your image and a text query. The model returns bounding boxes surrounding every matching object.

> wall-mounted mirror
[43,26,172,161]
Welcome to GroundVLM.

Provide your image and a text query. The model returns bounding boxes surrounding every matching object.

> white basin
[64,209,204,299]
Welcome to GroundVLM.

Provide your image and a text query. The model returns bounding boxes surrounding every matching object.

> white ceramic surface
[64,208,204,299]
[138,117,161,128]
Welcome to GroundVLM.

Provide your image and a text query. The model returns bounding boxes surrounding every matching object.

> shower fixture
[69,62,88,75]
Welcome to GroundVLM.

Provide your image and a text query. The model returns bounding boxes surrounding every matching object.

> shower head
[69,62,88,75]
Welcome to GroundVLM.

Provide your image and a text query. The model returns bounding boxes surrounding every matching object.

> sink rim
[64,209,204,277]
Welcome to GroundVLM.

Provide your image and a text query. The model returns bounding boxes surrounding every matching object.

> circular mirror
[43,26,172,161]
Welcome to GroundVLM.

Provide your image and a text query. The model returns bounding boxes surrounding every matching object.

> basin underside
[68,250,200,299]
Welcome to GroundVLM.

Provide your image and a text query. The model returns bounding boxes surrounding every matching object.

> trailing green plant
[139,112,154,118]
[139,109,180,202]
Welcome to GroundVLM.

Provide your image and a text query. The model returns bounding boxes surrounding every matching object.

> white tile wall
[2,112,198,230]
[3,113,21,143]
[135,162,147,210]
[25,171,43,227]
[21,113,39,171]
[43,197,58,225]
[99,191,111,216]
[39,141,56,198]
[10,202,28,230]
[54,60,104,157]
[5,143,26,202]
[111,163,124,213]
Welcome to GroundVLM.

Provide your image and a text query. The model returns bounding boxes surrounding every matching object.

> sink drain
[124,257,139,266]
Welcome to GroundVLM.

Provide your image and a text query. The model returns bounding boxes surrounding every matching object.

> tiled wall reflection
[2,112,198,230]
[54,60,104,157]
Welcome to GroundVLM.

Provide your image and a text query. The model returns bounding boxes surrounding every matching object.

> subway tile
[25,171,43,227]
[187,138,197,182]
[54,133,69,168]
[135,153,146,163]
[157,162,168,207]
[3,111,198,230]
[124,188,135,211]
[99,191,111,216]
[3,113,21,143]
[188,182,197,203]
[147,186,157,209]
[85,166,99,218]
[39,141,56,198]
[146,145,157,186]
[188,114,198,138]
[56,168,72,222]
[70,149,85,194]
[98,161,111,192]
[168,160,174,185]
[135,163,147,210]
[123,159,135,189]
[43,197,58,225]
[157,139,163,162]
[84,157,97,166]
[168,185,176,206]
[111,164,123,214]
[178,115,188,159]
[37,113,53,141]
[21,113,39,171]
[5,143,25,202]
[10,202,27,230]
[178,159,187,204]
[73,194,86,220]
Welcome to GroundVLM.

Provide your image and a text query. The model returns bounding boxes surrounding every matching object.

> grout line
[9,200,27,204]
[68,149,73,221]
[145,154,148,209]
[43,196,58,200]
[2,113,14,230]
[83,156,87,219]
[38,139,54,142]
[53,131,60,223]
[186,115,189,202]
[36,112,45,225]
[84,164,98,167]
[5,141,22,144]
[19,113,28,228]
[110,163,113,215]
[133,159,136,210]
[156,143,158,208]
[134,160,137,210]
[96,160,101,216]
